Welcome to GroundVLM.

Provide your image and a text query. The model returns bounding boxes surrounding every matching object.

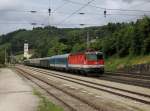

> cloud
[0,0,20,10]
[0,0,150,35]
[122,0,150,2]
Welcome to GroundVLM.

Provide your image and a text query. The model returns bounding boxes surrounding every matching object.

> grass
[33,89,64,111]
[105,55,150,72]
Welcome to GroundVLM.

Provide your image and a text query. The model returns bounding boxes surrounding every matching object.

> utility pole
[86,32,90,49]
[48,0,52,34]
[48,0,51,24]
[48,8,51,33]
[104,9,107,18]
[5,48,7,65]
[48,8,51,16]
[10,51,13,64]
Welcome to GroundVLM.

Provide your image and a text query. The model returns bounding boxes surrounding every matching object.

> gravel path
[0,68,38,111]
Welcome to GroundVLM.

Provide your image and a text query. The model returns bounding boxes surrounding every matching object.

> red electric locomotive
[24,50,104,76]
[68,51,104,74]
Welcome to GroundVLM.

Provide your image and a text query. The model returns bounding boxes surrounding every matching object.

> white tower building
[24,43,29,59]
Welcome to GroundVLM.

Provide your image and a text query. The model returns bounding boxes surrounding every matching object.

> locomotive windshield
[86,53,103,61]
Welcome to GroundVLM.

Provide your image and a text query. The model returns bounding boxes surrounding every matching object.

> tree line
[0,16,150,64]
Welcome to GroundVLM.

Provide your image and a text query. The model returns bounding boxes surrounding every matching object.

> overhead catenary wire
[0,22,43,26]
[0,0,149,13]
[0,8,149,17]
[0,0,149,29]
[62,0,150,13]
[0,12,148,27]
[0,12,147,26]
[50,11,149,16]
[0,22,30,24]
[52,1,69,13]
[40,1,70,27]
[0,21,103,26]
[1,0,148,13]
[58,0,95,25]
[0,1,149,16]
[129,1,150,8]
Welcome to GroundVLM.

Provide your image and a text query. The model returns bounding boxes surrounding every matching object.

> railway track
[15,68,100,111]
[16,69,76,111]
[22,65,150,88]
[16,65,150,106]
[106,72,150,80]
[101,74,150,88]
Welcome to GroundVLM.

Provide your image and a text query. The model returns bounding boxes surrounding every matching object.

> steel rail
[18,66,150,105]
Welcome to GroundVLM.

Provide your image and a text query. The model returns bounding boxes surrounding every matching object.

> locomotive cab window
[86,53,103,61]
[86,54,97,61]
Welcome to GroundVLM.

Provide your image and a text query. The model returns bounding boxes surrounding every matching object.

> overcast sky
[0,0,150,35]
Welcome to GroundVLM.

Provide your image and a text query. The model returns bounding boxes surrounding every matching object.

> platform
[0,68,38,111]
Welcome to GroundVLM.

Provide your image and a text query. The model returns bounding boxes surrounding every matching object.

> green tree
[47,39,67,56]
[71,43,86,53]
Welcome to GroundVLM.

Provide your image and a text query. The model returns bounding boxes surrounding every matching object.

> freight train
[24,51,104,76]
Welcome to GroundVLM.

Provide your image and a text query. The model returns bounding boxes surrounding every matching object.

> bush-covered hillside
[0,16,150,66]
